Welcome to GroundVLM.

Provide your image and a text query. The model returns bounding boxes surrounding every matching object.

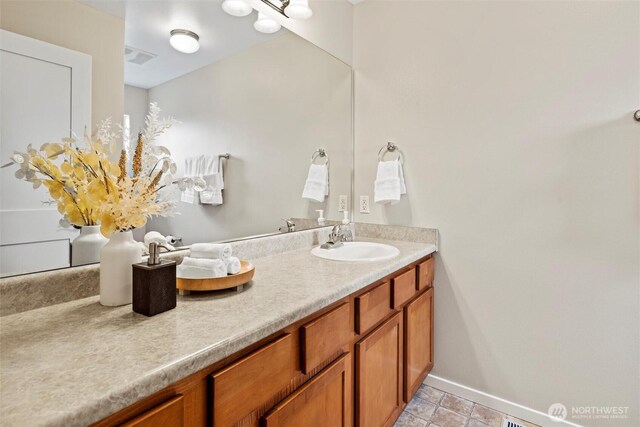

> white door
[0,30,91,277]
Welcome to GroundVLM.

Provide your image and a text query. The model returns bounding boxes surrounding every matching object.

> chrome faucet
[279,219,296,233]
[321,224,353,249]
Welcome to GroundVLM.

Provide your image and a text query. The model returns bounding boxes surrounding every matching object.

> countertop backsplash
[0,223,437,317]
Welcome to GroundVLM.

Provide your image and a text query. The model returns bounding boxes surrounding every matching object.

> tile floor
[394,384,541,427]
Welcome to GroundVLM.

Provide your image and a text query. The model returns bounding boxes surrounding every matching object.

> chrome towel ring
[378,142,403,163]
[311,148,329,166]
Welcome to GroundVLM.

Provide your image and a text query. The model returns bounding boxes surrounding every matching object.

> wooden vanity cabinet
[403,288,434,401]
[355,312,403,427]
[262,353,352,427]
[94,255,435,427]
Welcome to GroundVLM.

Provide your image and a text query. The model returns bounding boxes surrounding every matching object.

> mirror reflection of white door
[0,30,91,277]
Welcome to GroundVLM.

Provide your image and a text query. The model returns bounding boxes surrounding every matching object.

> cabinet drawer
[392,269,416,309]
[121,395,184,427]
[262,353,352,427]
[211,334,299,426]
[301,302,351,374]
[355,282,392,335]
[417,257,435,290]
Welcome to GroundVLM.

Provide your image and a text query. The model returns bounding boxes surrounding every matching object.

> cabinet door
[121,395,184,427]
[404,288,434,402]
[262,353,352,427]
[355,312,402,427]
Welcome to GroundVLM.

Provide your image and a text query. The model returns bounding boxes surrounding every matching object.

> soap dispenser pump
[342,210,350,225]
[316,209,325,226]
[132,243,177,317]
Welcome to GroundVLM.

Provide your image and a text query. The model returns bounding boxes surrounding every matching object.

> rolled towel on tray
[177,257,227,279]
[189,243,232,261]
[226,256,241,275]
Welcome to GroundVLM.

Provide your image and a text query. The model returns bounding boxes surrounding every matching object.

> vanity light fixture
[254,12,281,34]
[221,0,252,17]
[284,0,312,19]
[169,29,200,54]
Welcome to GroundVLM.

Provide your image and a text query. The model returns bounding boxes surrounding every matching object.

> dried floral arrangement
[4,103,201,236]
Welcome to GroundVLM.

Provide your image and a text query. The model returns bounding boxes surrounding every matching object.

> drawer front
[355,282,392,335]
[211,334,299,426]
[417,257,435,290]
[121,395,184,427]
[392,269,416,309]
[301,302,351,374]
[262,353,352,427]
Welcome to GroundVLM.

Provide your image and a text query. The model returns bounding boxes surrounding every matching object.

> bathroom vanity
[0,226,437,426]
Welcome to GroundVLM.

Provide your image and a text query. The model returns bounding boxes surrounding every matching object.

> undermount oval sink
[311,242,400,262]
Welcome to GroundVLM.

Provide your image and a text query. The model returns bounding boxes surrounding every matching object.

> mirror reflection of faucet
[279,219,296,233]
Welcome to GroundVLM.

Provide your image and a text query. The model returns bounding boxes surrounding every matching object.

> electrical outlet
[359,196,370,214]
[338,195,348,212]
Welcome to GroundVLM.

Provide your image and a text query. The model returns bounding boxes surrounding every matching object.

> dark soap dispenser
[133,243,177,317]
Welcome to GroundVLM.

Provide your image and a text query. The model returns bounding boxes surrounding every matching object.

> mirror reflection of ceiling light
[169,29,200,54]
[222,0,313,33]
[284,0,312,19]
[221,0,252,17]
[254,12,281,34]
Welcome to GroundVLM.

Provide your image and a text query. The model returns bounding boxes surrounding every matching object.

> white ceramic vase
[71,225,108,267]
[99,230,142,306]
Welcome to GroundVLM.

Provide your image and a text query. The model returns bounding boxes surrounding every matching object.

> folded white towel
[189,243,232,261]
[177,262,227,279]
[226,256,241,275]
[374,159,406,205]
[199,155,222,205]
[181,156,201,204]
[302,164,329,203]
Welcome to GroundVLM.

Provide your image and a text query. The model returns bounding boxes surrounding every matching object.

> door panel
[404,288,434,401]
[356,312,402,427]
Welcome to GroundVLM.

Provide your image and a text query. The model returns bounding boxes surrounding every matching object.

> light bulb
[284,0,312,20]
[221,0,252,17]
[254,12,281,34]
[169,29,200,54]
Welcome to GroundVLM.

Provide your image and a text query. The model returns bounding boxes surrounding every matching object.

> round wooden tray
[176,260,255,293]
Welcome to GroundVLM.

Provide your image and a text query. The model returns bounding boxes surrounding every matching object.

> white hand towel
[226,256,241,275]
[200,155,225,205]
[374,159,407,205]
[302,164,329,202]
[180,156,200,204]
[189,243,232,261]
[177,261,227,279]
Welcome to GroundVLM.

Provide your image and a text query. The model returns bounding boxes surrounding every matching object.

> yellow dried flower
[132,132,143,177]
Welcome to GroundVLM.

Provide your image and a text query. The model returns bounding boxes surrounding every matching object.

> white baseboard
[423,375,583,427]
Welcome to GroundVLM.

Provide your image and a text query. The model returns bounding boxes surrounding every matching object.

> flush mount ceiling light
[254,12,281,34]
[221,0,252,17]
[169,29,200,54]
[284,0,312,19]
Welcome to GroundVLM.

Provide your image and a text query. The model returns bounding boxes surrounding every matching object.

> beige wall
[353,1,639,426]
[246,0,353,66]
[0,0,124,126]
[147,32,352,245]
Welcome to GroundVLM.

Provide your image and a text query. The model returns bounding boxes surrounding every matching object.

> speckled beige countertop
[0,237,436,427]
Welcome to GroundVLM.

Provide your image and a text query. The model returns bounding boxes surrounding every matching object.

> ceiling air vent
[502,419,525,427]
[125,46,157,65]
